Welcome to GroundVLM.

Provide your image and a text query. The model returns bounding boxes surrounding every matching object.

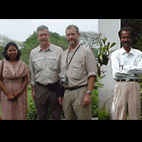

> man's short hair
[118,27,134,38]
[37,25,50,34]
[65,25,80,34]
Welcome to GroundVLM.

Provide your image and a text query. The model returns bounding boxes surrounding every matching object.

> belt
[116,79,139,82]
[65,85,86,91]
[36,82,59,87]
[36,82,59,91]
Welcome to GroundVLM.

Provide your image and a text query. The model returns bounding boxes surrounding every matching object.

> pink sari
[0,59,29,120]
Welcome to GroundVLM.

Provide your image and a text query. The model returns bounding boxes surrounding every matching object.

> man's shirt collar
[38,44,53,52]
[121,47,135,55]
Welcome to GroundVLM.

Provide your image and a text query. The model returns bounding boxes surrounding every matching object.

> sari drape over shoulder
[0,59,29,120]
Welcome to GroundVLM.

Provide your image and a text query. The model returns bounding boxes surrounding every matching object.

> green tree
[20,32,39,65]
[20,31,69,66]
[49,32,68,51]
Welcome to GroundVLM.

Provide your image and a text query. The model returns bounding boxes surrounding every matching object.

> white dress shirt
[111,47,142,80]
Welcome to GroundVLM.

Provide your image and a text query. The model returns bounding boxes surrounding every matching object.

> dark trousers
[34,83,62,120]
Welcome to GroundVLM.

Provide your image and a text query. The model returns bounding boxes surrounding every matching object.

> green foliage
[27,89,98,120]
[20,31,68,66]
[98,37,116,66]
[98,38,116,76]
[27,95,37,120]
[133,34,142,52]
[27,94,53,120]
[92,89,98,117]
[20,31,39,66]
[92,48,98,58]
[98,107,110,120]
[0,47,4,60]
[49,32,68,51]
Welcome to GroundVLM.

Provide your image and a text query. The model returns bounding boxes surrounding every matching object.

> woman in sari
[0,42,29,120]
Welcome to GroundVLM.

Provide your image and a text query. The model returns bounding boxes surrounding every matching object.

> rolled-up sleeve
[86,49,97,78]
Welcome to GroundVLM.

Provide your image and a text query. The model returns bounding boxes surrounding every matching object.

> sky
[0,19,98,42]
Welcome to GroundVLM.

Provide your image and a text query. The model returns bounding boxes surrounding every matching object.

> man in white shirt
[111,27,142,120]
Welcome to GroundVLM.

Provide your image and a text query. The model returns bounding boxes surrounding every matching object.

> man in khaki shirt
[29,25,63,120]
[59,25,97,120]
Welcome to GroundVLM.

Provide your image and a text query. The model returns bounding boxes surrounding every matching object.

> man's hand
[31,86,35,101]
[83,93,92,106]
[59,97,63,105]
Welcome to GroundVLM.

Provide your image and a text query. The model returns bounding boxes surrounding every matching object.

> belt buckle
[126,78,130,82]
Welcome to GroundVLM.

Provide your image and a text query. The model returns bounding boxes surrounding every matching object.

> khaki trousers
[111,82,141,120]
[63,86,92,120]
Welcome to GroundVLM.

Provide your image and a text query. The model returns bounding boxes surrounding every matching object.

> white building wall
[98,19,121,111]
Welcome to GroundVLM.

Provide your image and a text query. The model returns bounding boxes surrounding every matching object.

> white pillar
[98,19,121,112]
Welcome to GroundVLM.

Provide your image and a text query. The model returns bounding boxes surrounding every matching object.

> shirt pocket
[33,58,44,73]
[71,61,84,79]
[50,58,60,72]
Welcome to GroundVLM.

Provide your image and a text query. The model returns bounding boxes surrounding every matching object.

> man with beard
[59,25,97,120]
[29,25,63,120]
[111,27,142,120]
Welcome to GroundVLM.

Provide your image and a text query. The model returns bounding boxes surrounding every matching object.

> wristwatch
[87,91,92,95]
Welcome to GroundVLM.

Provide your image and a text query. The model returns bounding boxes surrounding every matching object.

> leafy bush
[92,89,98,117]
[27,97,37,120]
[27,81,99,120]
[27,95,52,120]
[98,107,110,120]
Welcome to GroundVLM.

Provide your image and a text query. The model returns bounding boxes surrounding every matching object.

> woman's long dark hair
[3,42,21,61]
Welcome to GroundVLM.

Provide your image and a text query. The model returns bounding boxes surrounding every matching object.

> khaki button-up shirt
[60,44,97,88]
[29,44,63,86]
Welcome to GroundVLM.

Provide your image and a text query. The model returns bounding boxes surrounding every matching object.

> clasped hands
[7,92,20,100]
